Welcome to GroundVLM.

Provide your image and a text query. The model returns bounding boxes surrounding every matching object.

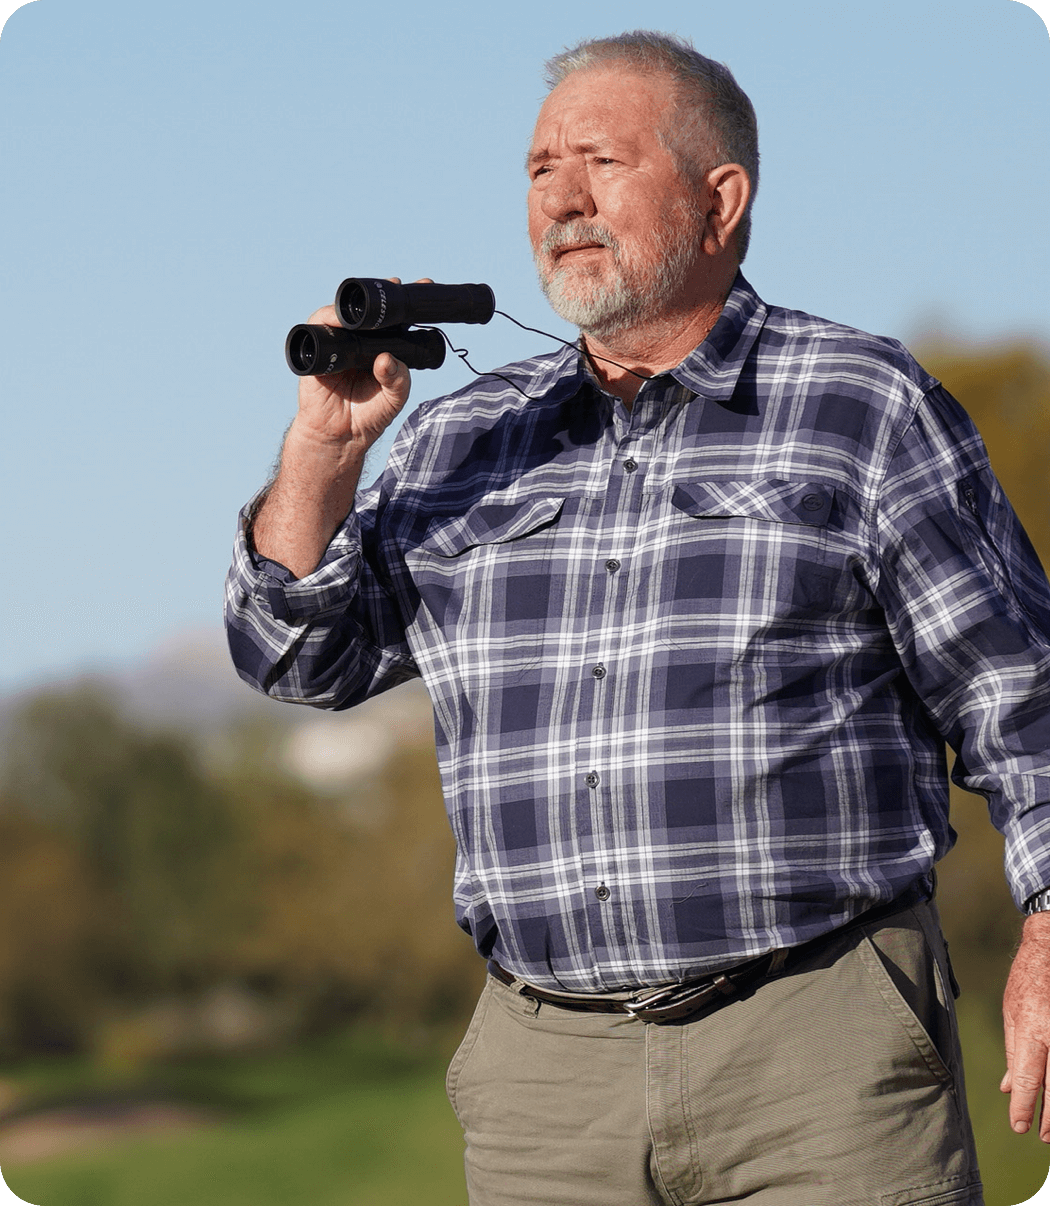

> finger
[307,304,340,326]
[1008,1039,1049,1134]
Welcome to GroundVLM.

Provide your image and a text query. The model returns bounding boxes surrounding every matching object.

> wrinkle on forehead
[526,67,677,171]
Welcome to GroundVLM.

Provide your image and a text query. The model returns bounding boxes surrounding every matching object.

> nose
[539,162,596,223]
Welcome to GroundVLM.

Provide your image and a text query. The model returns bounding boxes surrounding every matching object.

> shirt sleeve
[223,452,421,711]
[872,382,1050,907]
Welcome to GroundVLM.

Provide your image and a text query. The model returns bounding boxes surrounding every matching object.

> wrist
[1022,909,1050,942]
[284,414,369,471]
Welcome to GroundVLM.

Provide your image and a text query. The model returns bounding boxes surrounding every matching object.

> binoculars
[285,278,495,376]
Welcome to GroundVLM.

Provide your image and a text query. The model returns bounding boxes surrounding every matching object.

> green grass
[1,1028,469,1206]
[2,1061,467,1206]
[3,1009,1049,1206]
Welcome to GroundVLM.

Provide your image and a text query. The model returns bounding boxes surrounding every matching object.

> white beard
[534,209,704,338]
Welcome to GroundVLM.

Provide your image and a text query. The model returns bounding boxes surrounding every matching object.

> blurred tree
[216,718,484,1038]
[1,686,240,1008]
[0,807,106,1053]
[0,683,483,1058]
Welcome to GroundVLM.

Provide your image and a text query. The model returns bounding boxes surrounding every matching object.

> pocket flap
[671,480,834,527]
[422,496,564,557]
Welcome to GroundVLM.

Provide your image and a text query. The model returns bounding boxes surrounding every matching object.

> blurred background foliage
[0,685,484,1065]
[0,339,1048,1203]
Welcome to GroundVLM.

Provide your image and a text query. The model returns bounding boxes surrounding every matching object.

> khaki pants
[446,900,983,1205]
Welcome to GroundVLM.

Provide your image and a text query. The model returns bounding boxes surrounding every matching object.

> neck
[582,294,726,408]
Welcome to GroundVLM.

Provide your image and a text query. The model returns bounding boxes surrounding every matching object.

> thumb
[373,352,410,399]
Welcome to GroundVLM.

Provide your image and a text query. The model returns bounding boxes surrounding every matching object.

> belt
[487,881,929,1024]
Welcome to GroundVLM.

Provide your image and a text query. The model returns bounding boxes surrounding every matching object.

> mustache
[539,220,621,260]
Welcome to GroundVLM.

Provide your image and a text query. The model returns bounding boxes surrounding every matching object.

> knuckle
[1012,1072,1044,1091]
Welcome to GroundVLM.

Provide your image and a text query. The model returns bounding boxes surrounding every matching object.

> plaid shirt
[226,274,1050,992]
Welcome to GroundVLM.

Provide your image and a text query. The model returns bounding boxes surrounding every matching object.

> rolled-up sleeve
[873,383,1050,907]
[223,472,420,711]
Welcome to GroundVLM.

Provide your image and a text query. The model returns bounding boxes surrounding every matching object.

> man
[226,31,1050,1206]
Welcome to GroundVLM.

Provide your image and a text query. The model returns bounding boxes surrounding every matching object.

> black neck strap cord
[424,309,654,401]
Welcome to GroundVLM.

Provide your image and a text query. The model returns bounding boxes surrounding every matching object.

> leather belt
[487,881,930,1024]
[488,950,782,1022]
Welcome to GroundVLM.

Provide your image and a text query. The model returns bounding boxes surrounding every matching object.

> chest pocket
[409,497,565,658]
[658,479,837,650]
[671,480,833,526]
[421,496,564,557]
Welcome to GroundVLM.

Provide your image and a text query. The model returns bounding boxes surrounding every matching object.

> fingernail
[1014,1120,1030,1133]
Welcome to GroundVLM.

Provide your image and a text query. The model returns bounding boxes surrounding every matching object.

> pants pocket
[446,979,493,1121]
[879,1170,984,1204]
[857,912,958,1086]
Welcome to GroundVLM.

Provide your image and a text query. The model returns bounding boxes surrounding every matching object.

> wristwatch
[1023,888,1050,916]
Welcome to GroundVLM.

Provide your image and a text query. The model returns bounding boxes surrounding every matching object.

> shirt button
[585,771,600,788]
[604,559,621,572]
[591,663,606,679]
[623,459,638,473]
[595,883,611,901]
[802,493,825,511]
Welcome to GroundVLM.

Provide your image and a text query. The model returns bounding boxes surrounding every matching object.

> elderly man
[226,31,1050,1206]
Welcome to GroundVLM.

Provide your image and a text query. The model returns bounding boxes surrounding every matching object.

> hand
[252,277,426,577]
[292,298,412,459]
[1001,911,1050,1139]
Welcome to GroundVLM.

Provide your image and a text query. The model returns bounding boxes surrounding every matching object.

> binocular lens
[344,284,367,327]
[287,328,318,374]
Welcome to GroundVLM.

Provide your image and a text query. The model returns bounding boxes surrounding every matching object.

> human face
[527,67,706,337]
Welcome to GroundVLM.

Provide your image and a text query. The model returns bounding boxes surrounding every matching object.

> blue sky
[0,0,1047,692]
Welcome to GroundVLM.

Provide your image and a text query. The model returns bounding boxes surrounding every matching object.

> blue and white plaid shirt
[226,274,1050,992]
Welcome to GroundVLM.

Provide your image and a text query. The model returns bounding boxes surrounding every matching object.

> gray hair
[543,31,759,261]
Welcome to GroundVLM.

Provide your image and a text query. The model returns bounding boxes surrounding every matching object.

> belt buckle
[622,983,681,1017]
[624,973,742,1022]
[624,979,721,1021]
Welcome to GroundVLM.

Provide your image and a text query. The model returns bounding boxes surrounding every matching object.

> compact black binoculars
[285,278,495,377]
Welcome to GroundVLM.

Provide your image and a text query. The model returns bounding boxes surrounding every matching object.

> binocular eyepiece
[285,278,495,377]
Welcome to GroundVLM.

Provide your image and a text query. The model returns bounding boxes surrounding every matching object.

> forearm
[252,417,369,579]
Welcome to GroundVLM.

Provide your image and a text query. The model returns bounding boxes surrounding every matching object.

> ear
[700,164,751,257]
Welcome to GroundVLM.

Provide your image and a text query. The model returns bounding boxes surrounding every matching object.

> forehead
[529,66,677,154]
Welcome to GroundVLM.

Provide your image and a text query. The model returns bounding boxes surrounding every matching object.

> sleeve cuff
[233,502,363,624]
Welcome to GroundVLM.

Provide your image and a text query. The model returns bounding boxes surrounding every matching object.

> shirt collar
[521,340,589,407]
[669,272,767,402]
